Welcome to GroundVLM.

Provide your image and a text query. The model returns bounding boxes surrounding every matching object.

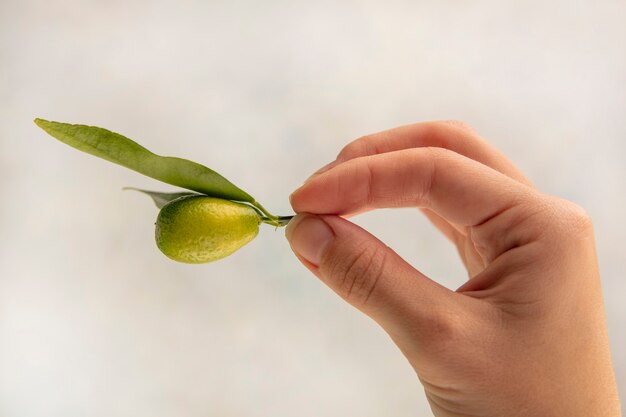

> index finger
[291,147,538,229]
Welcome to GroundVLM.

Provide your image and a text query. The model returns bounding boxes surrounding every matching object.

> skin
[156,196,260,264]
[284,121,621,417]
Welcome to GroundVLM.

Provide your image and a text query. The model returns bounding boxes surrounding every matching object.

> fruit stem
[261,215,294,227]
[252,200,294,227]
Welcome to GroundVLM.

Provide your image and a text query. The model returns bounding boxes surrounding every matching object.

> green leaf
[123,187,199,209]
[34,118,255,203]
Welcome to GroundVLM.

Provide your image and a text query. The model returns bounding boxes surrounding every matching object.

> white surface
[1,1,625,416]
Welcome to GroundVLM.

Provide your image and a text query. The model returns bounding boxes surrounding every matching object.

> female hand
[285,121,621,417]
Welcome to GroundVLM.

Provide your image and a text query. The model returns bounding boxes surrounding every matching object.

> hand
[285,121,621,417]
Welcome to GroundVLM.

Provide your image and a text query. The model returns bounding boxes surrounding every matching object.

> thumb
[285,213,458,344]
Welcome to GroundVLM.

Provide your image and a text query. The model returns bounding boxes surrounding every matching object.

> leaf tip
[34,118,49,129]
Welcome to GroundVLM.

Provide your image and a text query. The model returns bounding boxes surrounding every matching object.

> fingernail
[304,160,339,183]
[290,160,340,205]
[285,214,334,266]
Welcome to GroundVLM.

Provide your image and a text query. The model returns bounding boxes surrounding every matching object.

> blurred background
[1,1,625,416]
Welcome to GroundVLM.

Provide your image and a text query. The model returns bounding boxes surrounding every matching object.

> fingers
[309,121,532,187]
[285,213,461,343]
[292,147,537,229]
[299,121,533,254]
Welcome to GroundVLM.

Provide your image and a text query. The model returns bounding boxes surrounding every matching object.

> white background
[1,1,625,416]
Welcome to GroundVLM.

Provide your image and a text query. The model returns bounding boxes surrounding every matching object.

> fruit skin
[155,195,260,264]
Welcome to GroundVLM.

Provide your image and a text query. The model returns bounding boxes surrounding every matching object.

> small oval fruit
[155,195,260,264]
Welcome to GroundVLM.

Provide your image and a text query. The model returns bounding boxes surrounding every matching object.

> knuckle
[544,197,594,236]
[424,309,459,341]
[558,200,594,234]
[418,307,472,356]
[328,243,387,307]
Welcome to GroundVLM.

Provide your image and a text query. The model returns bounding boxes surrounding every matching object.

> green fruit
[155,195,260,264]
